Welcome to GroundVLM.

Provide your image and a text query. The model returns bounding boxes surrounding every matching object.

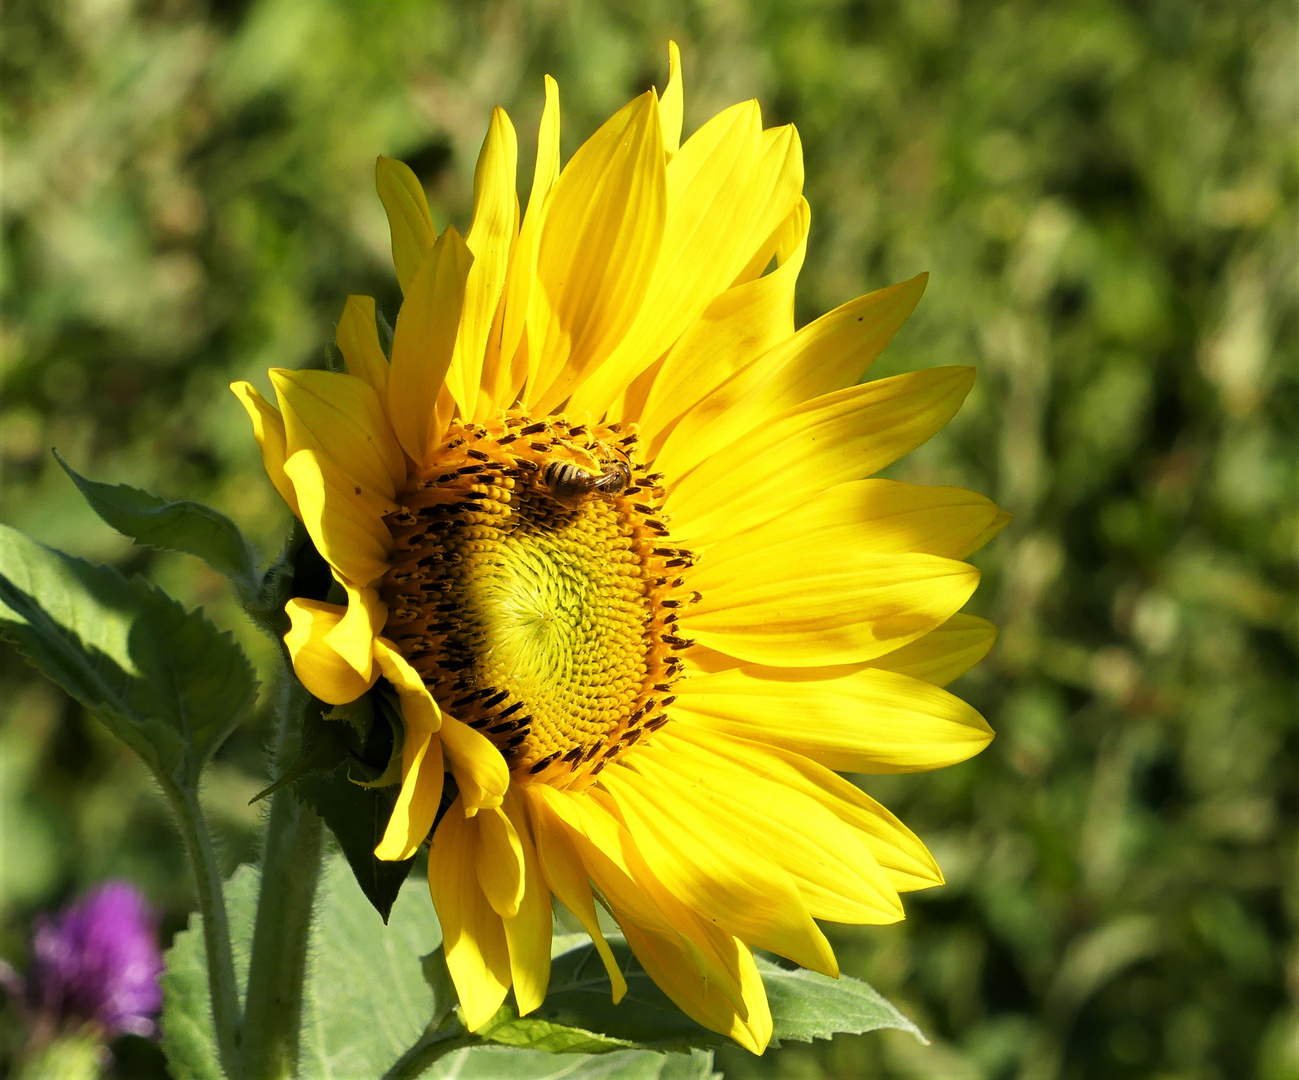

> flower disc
[381,413,691,780]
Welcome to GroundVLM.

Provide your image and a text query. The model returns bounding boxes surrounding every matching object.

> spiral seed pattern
[379,412,699,784]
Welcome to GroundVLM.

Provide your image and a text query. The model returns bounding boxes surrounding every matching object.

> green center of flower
[379,413,697,781]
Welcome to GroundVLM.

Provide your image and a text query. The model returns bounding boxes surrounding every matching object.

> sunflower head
[233,41,1003,1053]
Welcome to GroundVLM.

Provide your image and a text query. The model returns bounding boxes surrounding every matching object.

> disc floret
[380,412,699,786]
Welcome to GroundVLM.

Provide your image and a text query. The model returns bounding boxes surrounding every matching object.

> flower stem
[167,782,242,1079]
[240,681,325,1080]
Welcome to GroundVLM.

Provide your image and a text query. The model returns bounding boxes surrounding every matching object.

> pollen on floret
[379,411,701,787]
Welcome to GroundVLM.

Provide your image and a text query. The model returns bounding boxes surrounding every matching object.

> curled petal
[283,599,375,704]
[230,381,299,516]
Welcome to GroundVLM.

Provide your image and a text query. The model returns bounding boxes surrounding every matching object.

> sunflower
[232,43,1003,1054]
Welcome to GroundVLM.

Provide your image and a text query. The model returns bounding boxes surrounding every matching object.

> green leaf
[478,1008,640,1054]
[248,698,356,805]
[421,947,456,1031]
[226,676,411,925]
[160,856,443,1080]
[56,453,259,596]
[290,688,415,921]
[758,955,926,1045]
[422,1047,717,1080]
[0,524,257,790]
[298,858,446,1077]
[656,1052,719,1080]
[516,935,924,1052]
[295,763,415,922]
[244,521,308,634]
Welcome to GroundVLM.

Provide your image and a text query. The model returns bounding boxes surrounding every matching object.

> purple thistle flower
[25,881,164,1039]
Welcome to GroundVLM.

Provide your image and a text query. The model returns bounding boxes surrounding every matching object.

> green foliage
[162,857,437,1078]
[0,524,255,792]
[483,934,923,1054]
[479,1012,642,1055]
[758,959,927,1047]
[1,1,1294,1078]
[422,1048,719,1080]
[266,690,417,922]
[159,865,259,1080]
[294,758,416,922]
[162,856,727,1079]
[55,455,259,598]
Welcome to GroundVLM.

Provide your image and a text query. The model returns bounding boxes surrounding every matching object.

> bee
[543,456,632,503]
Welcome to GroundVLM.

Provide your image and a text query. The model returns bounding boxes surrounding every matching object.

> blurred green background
[1,0,1295,1077]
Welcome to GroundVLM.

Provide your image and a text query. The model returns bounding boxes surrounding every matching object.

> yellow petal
[679,644,745,676]
[656,274,929,484]
[729,125,806,286]
[388,225,473,464]
[968,508,1013,555]
[428,800,512,1030]
[524,788,627,1002]
[572,121,804,428]
[599,763,837,977]
[620,920,771,1055]
[695,479,1004,568]
[539,785,751,1015]
[374,723,444,862]
[567,99,777,417]
[630,749,902,925]
[659,41,683,157]
[663,725,944,893]
[682,548,979,667]
[603,351,665,428]
[525,91,665,413]
[230,381,299,516]
[376,155,435,295]
[282,449,395,587]
[666,366,976,544]
[283,598,375,704]
[475,335,506,420]
[673,663,993,773]
[269,368,405,499]
[323,579,385,679]
[501,790,552,1016]
[447,107,518,420]
[476,806,525,918]
[439,715,508,815]
[622,194,807,437]
[530,785,674,937]
[373,638,440,733]
[497,75,560,408]
[637,198,808,450]
[335,295,389,397]
[866,612,998,687]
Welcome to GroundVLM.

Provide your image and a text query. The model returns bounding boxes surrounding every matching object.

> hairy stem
[240,682,325,1080]
[168,783,242,1079]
